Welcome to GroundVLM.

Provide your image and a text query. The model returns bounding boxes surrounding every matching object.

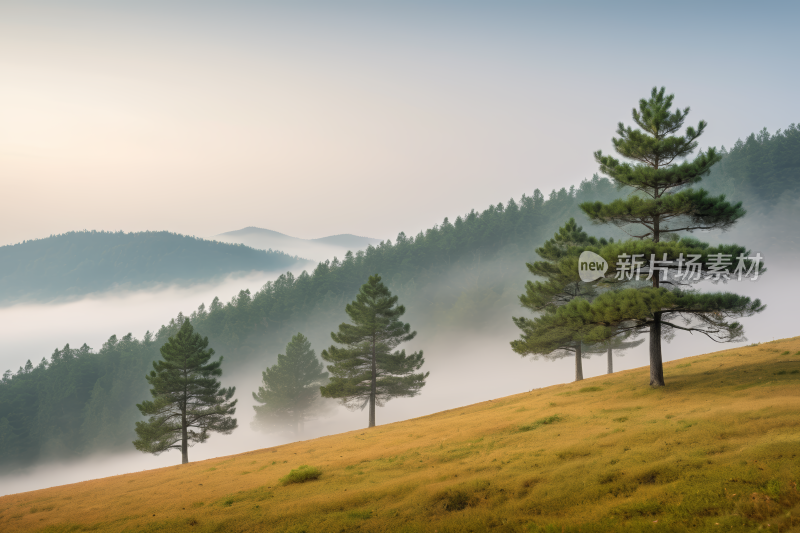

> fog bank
[0,270,295,374]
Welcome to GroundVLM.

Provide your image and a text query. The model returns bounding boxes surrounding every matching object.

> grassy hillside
[2,339,799,532]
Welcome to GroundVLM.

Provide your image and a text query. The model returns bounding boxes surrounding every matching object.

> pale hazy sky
[2,1,798,246]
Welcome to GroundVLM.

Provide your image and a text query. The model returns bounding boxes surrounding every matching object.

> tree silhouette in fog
[252,333,328,436]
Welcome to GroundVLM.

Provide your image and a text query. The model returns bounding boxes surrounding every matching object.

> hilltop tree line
[165,174,626,368]
[1,92,787,467]
[704,123,800,211]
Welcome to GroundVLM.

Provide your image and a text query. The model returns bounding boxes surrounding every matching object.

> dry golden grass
[2,338,800,532]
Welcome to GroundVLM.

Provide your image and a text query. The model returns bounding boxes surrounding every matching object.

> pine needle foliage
[252,333,328,436]
[133,319,237,464]
[320,275,428,428]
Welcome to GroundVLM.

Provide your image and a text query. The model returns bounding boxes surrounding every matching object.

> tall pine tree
[580,87,765,387]
[320,274,428,428]
[252,333,329,436]
[133,319,237,464]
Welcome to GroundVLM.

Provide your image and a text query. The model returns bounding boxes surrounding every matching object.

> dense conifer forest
[1,124,798,471]
[704,124,800,209]
[0,231,305,304]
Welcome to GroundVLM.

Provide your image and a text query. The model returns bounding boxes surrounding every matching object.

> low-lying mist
[0,270,305,375]
[0,328,610,497]
[1,242,797,497]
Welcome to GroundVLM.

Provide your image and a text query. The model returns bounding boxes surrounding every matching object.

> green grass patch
[579,386,603,393]
[279,465,322,486]
[519,415,561,432]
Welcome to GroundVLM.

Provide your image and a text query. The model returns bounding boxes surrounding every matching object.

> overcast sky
[2,0,798,246]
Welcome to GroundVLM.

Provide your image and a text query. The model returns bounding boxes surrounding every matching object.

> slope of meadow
[1,339,799,533]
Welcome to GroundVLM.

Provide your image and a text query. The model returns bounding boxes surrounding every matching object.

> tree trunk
[649,223,666,387]
[607,346,613,374]
[575,344,584,381]
[369,336,377,428]
[649,312,665,388]
[181,410,188,464]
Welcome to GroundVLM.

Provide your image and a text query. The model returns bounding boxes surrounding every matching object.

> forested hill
[0,175,626,470]
[704,123,800,209]
[2,123,798,471]
[701,123,800,251]
[0,231,308,304]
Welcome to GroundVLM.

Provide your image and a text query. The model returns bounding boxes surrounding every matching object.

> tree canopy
[133,319,237,464]
[575,87,765,387]
[320,275,427,428]
[705,123,800,211]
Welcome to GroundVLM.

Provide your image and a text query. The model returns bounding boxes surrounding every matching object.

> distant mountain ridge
[311,234,381,248]
[0,230,310,305]
[213,227,381,261]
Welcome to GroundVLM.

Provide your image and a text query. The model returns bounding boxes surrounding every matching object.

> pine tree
[580,87,765,387]
[133,319,237,464]
[320,274,428,428]
[252,333,329,436]
[511,219,611,381]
